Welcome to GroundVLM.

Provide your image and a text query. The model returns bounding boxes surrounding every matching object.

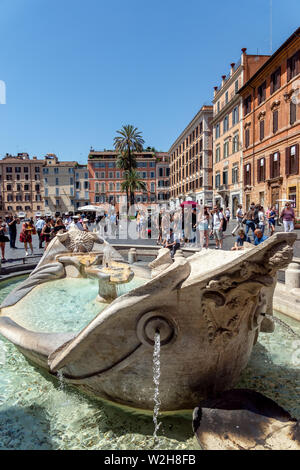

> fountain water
[273,316,300,339]
[153,330,161,445]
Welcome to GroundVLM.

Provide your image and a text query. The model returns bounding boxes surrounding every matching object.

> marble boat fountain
[0,227,296,412]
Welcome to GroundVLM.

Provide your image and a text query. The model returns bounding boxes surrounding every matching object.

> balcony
[217,184,229,194]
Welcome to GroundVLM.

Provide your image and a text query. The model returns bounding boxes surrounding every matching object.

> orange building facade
[239,28,300,215]
[212,49,270,215]
[88,150,169,210]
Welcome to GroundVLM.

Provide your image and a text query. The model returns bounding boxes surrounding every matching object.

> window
[108,172,113,179]
[217,101,220,113]
[25,194,31,201]
[116,182,121,191]
[290,101,297,125]
[232,106,239,125]
[56,188,59,196]
[259,120,265,140]
[70,187,74,196]
[286,144,299,175]
[215,173,220,188]
[245,128,250,148]
[54,167,59,174]
[273,110,279,133]
[76,173,79,180]
[215,123,220,139]
[6,167,12,173]
[35,167,40,173]
[56,200,60,206]
[225,91,228,104]
[215,146,221,163]
[116,171,120,179]
[43,168,49,174]
[223,140,229,158]
[17,184,21,191]
[108,162,115,168]
[55,178,59,185]
[244,95,252,115]
[15,167,21,173]
[68,168,74,174]
[150,171,155,178]
[270,67,281,94]
[150,182,155,192]
[25,174,29,180]
[7,194,13,202]
[257,158,265,182]
[24,167,28,173]
[95,182,99,193]
[35,174,40,181]
[6,184,12,191]
[75,181,81,190]
[6,175,12,181]
[101,183,105,193]
[76,192,80,200]
[45,200,49,206]
[44,188,48,197]
[287,50,300,81]
[222,171,228,185]
[16,194,22,202]
[235,80,239,94]
[36,195,41,202]
[257,81,266,104]
[233,134,239,153]
[223,115,229,133]
[70,177,73,185]
[35,184,40,191]
[270,152,280,178]
[84,191,89,200]
[244,163,251,186]
[24,184,29,191]
[84,181,89,190]
[232,166,238,184]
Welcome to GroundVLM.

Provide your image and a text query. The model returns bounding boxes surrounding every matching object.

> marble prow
[47,258,191,377]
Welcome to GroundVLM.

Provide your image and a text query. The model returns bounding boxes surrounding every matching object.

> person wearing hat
[35,216,45,249]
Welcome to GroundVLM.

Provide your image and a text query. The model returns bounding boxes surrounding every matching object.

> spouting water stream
[273,316,300,338]
[153,330,161,445]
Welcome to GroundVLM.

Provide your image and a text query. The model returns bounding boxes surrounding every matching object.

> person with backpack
[219,208,227,232]
[211,205,224,250]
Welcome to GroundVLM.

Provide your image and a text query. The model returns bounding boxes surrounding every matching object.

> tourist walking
[225,207,231,223]
[51,218,66,237]
[197,206,210,249]
[7,215,19,249]
[41,219,52,249]
[267,206,276,236]
[243,203,256,239]
[19,219,35,256]
[232,204,244,236]
[211,206,224,249]
[280,202,295,232]
[35,216,45,249]
[258,206,267,235]
[0,222,9,261]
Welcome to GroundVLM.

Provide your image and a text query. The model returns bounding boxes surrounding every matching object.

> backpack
[253,208,259,225]
[222,216,227,232]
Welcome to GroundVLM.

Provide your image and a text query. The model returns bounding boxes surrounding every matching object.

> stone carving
[148,247,173,278]
[57,227,104,253]
[0,232,297,411]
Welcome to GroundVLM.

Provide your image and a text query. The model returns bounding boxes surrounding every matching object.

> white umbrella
[77,205,105,212]
[276,199,294,202]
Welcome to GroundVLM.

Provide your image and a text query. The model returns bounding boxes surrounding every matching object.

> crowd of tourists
[0,212,92,262]
[0,201,296,262]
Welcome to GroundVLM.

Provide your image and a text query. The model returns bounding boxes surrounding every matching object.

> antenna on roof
[270,0,273,54]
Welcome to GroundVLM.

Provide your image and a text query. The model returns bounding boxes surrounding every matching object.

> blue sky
[0,0,299,163]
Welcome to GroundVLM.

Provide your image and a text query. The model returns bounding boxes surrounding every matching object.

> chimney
[230,63,236,76]
[221,75,226,87]
[213,86,218,97]
[241,48,247,65]
[33,156,37,160]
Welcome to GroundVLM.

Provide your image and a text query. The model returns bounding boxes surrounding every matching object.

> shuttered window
[270,67,281,94]
[244,163,251,186]
[287,50,300,81]
[269,152,280,179]
[257,158,265,183]
[286,144,299,175]
[258,81,266,104]
[245,128,250,148]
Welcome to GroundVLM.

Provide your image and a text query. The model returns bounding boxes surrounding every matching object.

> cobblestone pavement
[1,220,300,269]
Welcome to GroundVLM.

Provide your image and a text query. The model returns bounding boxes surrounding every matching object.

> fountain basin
[0,231,296,411]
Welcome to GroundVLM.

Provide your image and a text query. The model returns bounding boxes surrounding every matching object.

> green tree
[121,170,147,207]
[114,125,145,206]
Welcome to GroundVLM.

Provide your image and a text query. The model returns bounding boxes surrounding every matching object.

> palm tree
[121,170,147,206]
[114,125,145,206]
